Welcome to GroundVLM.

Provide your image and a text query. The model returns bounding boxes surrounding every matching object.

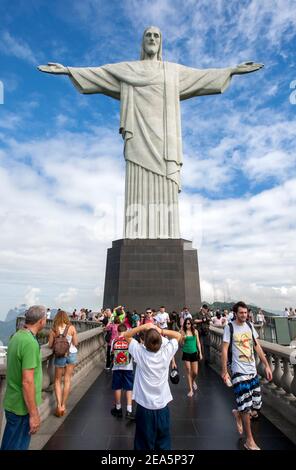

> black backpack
[227,321,257,368]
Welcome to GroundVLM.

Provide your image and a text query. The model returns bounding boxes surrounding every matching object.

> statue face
[143,27,160,57]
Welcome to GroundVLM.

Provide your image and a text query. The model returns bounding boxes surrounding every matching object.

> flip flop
[232,409,243,435]
[244,442,261,451]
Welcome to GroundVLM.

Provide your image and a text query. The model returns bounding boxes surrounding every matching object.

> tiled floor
[43,360,296,450]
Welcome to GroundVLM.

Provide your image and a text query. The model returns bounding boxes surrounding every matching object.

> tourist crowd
[1,301,275,451]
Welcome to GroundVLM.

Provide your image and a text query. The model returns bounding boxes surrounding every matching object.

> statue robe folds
[68,61,232,239]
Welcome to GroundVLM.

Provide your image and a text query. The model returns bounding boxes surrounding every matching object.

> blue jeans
[134,404,171,450]
[1,410,30,450]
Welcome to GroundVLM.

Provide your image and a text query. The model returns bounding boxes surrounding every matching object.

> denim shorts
[54,352,78,367]
[112,370,134,391]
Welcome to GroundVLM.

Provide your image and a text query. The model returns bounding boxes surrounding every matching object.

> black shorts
[182,352,199,362]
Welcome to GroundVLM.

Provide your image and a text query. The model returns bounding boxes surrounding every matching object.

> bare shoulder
[68,324,77,335]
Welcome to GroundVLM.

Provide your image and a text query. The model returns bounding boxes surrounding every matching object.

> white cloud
[180,179,296,311]
[123,0,296,68]
[0,112,22,130]
[55,288,78,306]
[0,31,39,65]
[245,150,296,182]
[55,114,75,128]
[182,152,234,192]
[1,1,296,318]
[0,127,125,318]
[181,104,296,188]
[1,107,296,316]
[24,287,41,306]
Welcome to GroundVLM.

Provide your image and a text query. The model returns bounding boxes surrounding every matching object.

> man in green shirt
[111,305,126,323]
[1,305,47,450]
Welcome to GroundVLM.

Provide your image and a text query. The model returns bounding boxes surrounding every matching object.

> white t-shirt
[129,337,178,410]
[155,312,170,328]
[256,313,265,323]
[223,321,258,375]
[226,312,234,322]
[181,311,192,320]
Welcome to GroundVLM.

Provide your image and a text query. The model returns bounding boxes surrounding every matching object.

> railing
[15,316,103,331]
[0,325,106,439]
[263,316,296,345]
[15,317,104,345]
[209,326,296,428]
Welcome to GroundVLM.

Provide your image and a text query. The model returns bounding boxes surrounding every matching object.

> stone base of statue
[103,239,201,313]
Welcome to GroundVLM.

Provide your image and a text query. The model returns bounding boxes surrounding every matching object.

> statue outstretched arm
[37,62,120,98]
[231,62,264,75]
[37,62,69,75]
[179,61,263,100]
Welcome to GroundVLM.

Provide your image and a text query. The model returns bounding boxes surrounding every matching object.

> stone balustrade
[209,325,296,428]
[15,317,102,344]
[2,322,296,444]
[0,325,106,439]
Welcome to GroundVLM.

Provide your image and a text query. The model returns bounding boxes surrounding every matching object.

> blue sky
[0,0,296,318]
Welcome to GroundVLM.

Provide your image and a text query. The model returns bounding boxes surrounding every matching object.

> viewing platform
[1,320,296,450]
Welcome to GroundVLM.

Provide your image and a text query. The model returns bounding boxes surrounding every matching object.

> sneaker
[193,382,198,391]
[111,406,123,418]
[125,410,136,420]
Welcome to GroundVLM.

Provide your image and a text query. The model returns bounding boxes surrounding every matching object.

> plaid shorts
[232,373,262,413]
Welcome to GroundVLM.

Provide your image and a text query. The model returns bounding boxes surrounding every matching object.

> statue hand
[37,62,68,75]
[232,62,264,75]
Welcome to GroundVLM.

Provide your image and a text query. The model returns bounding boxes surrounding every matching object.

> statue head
[140,26,162,61]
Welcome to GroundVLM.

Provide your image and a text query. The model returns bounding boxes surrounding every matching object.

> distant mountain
[203,301,276,316]
[5,304,27,322]
[49,308,58,319]
[0,304,28,346]
[0,319,16,346]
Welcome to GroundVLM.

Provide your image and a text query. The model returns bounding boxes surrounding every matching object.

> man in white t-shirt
[123,322,181,450]
[155,306,170,329]
[256,309,266,324]
[221,301,272,451]
[282,308,289,318]
[179,306,192,328]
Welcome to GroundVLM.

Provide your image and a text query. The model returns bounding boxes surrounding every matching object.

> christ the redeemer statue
[38,26,263,239]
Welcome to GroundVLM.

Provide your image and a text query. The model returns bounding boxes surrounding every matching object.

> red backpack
[112,336,130,366]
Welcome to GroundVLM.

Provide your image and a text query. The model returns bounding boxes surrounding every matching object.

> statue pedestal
[103,239,201,313]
